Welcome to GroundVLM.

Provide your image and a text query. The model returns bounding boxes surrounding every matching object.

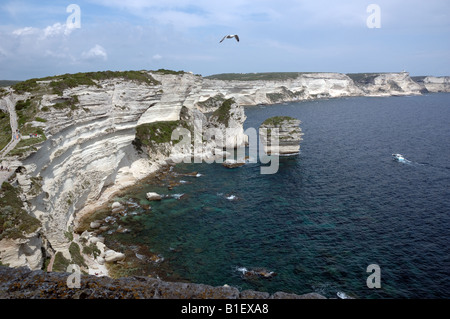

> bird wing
[220,35,227,43]
[234,35,240,42]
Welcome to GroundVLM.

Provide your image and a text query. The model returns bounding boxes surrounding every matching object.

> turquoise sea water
[105,94,450,298]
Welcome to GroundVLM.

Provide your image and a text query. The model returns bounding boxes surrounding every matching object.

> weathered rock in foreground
[0,266,326,299]
[259,116,304,155]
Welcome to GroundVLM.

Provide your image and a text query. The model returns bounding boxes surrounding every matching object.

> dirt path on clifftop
[0,94,20,185]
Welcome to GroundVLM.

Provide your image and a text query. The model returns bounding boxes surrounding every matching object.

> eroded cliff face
[0,71,448,276]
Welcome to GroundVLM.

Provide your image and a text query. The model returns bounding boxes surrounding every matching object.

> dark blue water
[107,94,450,298]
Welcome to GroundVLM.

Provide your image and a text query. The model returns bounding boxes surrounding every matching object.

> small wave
[226,195,238,201]
[236,266,248,274]
[393,153,412,164]
[337,291,351,299]
[196,173,202,177]
[172,193,185,200]
[279,152,300,157]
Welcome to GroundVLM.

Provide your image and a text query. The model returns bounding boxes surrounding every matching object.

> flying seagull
[220,34,239,43]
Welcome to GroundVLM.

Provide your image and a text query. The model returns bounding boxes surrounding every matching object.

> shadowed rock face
[0,266,326,299]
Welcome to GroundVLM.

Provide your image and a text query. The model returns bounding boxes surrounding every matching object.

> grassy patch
[52,252,71,272]
[82,243,101,259]
[46,71,160,95]
[69,242,87,268]
[262,116,298,126]
[153,69,186,75]
[210,98,235,126]
[205,72,317,81]
[0,110,11,151]
[11,79,40,94]
[34,117,47,123]
[12,71,160,96]
[346,73,385,84]
[15,97,42,129]
[197,95,226,111]
[0,182,41,240]
[135,121,185,149]
[52,95,79,110]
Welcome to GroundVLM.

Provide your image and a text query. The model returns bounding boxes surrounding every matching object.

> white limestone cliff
[1,70,448,275]
[420,76,450,93]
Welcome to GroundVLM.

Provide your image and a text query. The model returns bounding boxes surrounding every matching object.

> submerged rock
[237,267,277,279]
[146,192,162,201]
[222,159,245,169]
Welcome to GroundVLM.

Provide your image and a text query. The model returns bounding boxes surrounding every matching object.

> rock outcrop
[259,116,303,155]
[413,76,450,93]
[0,230,43,270]
[0,266,326,299]
[349,72,422,96]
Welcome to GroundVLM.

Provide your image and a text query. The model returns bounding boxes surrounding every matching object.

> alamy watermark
[66,264,81,288]
[366,4,381,29]
[66,4,81,30]
[366,264,381,289]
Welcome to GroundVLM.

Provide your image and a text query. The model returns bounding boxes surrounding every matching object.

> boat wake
[392,153,450,171]
[392,153,412,164]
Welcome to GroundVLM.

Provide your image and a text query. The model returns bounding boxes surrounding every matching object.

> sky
[0,0,449,80]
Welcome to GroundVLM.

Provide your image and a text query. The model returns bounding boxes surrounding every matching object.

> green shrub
[154,69,186,75]
[52,95,79,110]
[47,71,159,95]
[34,117,47,123]
[69,242,87,268]
[0,182,41,240]
[210,98,235,126]
[262,116,298,126]
[12,79,40,94]
[52,252,71,272]
[15,99,32,111]
[135,121,185,147]
[82,243,101,259]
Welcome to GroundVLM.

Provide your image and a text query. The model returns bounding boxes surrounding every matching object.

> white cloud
[12,26,39,37]
[12,23,74,40]
[82,44,108,61]
[42,23,73,38]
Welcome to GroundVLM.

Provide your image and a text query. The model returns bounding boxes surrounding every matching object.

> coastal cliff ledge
[0,266,326,299]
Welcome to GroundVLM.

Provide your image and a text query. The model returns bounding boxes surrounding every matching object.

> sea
[103,93,450,299]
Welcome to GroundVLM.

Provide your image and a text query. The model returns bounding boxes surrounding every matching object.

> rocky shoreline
[0,265,326,299]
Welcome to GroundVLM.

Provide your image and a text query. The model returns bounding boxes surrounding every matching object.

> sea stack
[259,116,303,155]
